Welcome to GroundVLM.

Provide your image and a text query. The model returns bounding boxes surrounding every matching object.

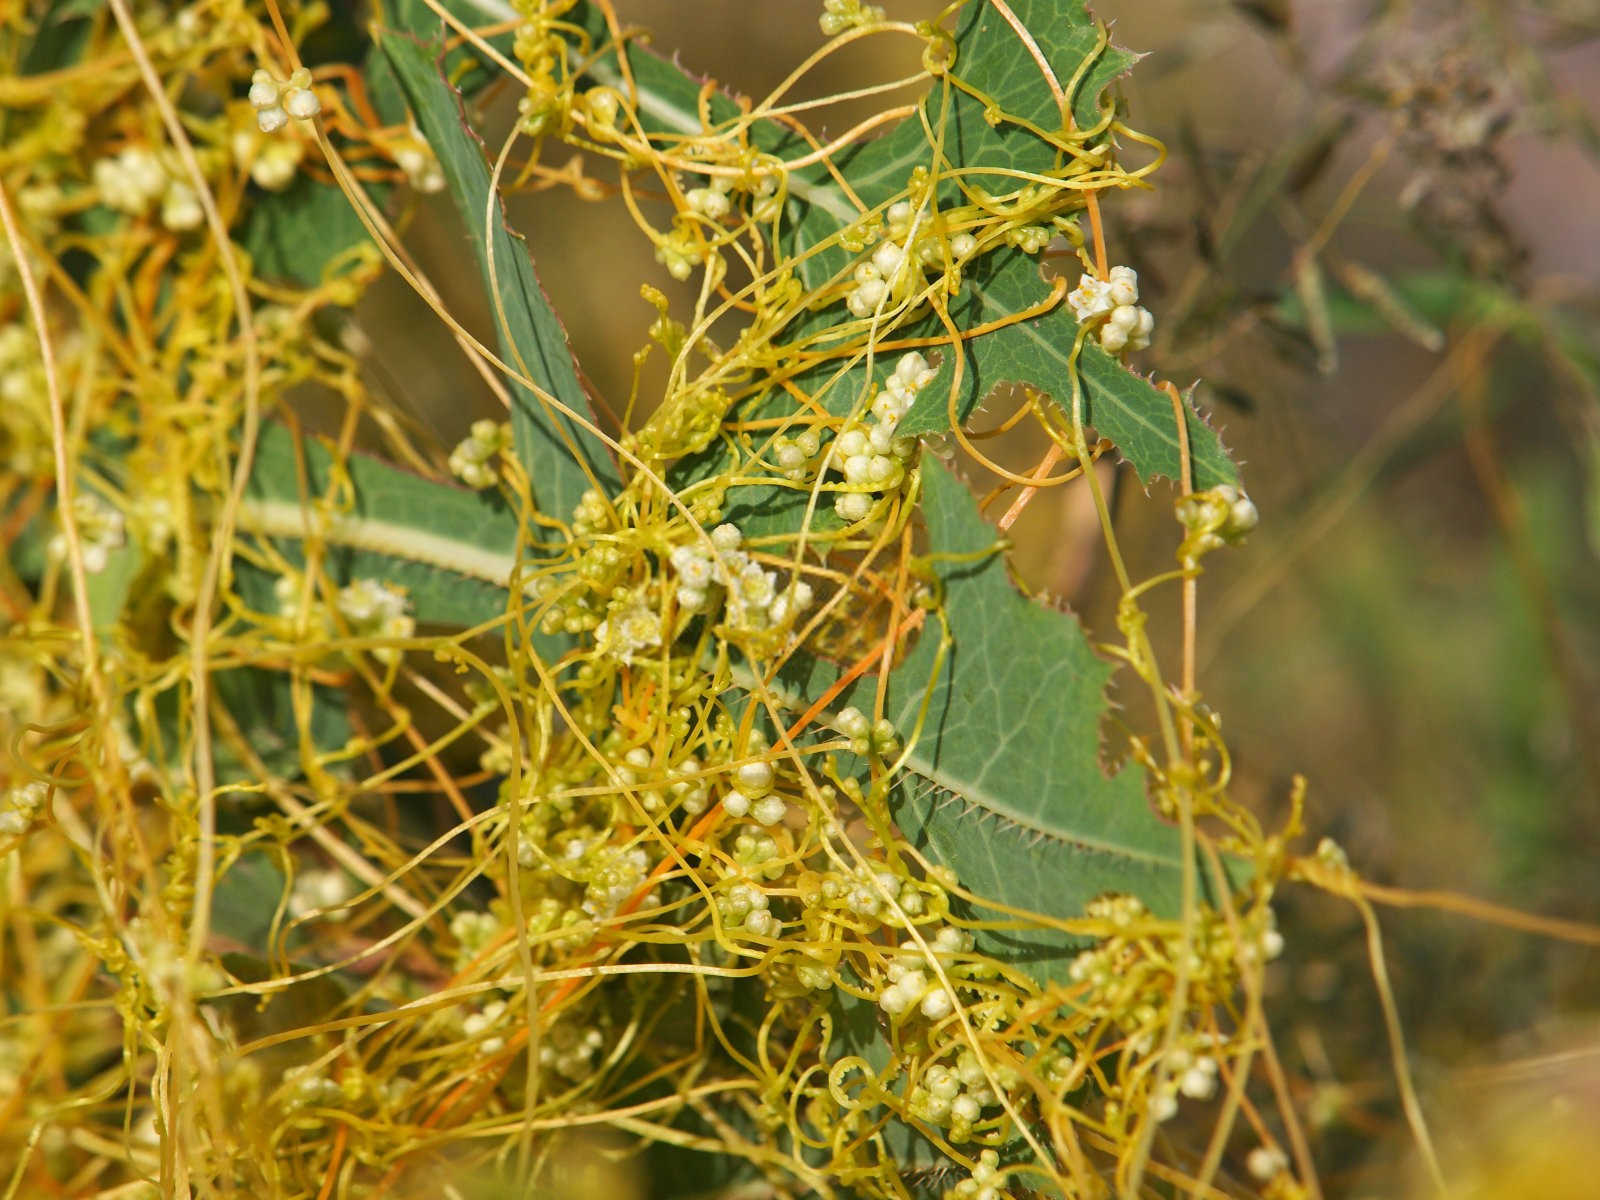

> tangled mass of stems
[0,1,1392,1197]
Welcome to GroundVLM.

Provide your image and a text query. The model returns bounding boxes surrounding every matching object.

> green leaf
[240,421,522,629]
[892,461,1213,966]
[16,0,97,75]
[210,850,286,949]
[237,173,383,289]
[379,30,618,531]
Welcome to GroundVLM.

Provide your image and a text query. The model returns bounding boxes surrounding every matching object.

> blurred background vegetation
[350,1,1600,1192]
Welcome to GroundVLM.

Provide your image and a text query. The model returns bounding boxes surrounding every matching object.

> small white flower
[1067,273,1114,323]
[734,759,774,796]
[1178,1057,1218,1101]
[161,180,203,231]
[49,492,124,573]
[843,453,874,485]
[0,781,48,836]
[1262,926,1285,959]
[767,580,813,625]
[1246,1145,1288,1181]
[94,146,168,216]
[895,350,934,387]
[249,138,304,191]
[871,239,907,279]
[836,707,870,738]
[686,187,730,220]
[743,908,775,936]
[394,140,445,193]
[335,579,414,662]
[248,70,281,110]
[751,795,787,826]
[283,85,321,121]
[593,590,662,665]
[774,439,808,470]
[835,428,869,459]
[834,492,872,522]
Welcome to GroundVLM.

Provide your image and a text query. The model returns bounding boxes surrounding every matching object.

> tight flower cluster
[447,419,512,489]
[248,67,320,134]
[274,575,416,664]
[1067,264,1155,355]
[832,350,929,522]
[666,522,813,632]
[0,781,48,837]
[845,202,979,318]
[92,145,204,231]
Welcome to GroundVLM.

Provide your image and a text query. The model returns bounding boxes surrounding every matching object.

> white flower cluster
[770,427,822,481]
[1177,483,1260,557]
[288,867,355,923]
[666,522,813,632]
[827,863,926,922]
[0,781,48,837]
[570,488,611,535]
[593,587,662,665]
[846,203,979,319]
[942,1148,1005,1200]
[0,324,42,411]
[1067,264,1155,355]
[878,926,973,1019]
[1139,1035,1234,1124]
[1004,223,1053,254]
[448,420,511,489]
[579,842,651,917]
[654,222,705,282]
[540,1021,605,1079]
[458,1000,508,1056]
[832,350,929,522]
[232,124,305,192]
[92,145,203,231]
[393,136,446,194]
[835,705,900,757]
[819,0,885,36]
[721,755,788,827]
[131,493,176,555]
[750,171,783,223]
[616,748,711,816]
[915,1048,1013,1144]
[1171,1046,1221,1102]
[685,177,734,221]
[449,909,501,966]
[731,826,782,878]
[720,881,778,937]
[334,578,415,663]
[284,1069,344,1111]
[248,67,320,134]
[48,491,125,574]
